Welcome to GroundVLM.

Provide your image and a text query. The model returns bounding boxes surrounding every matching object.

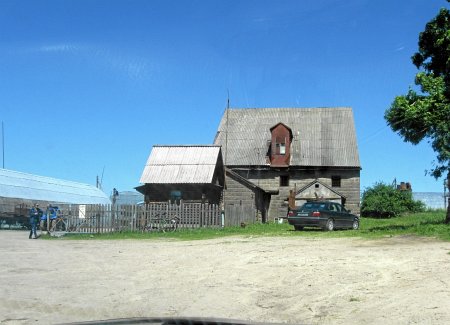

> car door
[332,203,347,228]
[326,203,338,226]
[337,204,353,228]
[331,203,345,228]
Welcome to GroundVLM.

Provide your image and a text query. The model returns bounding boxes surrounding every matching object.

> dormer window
[269,123,293,167]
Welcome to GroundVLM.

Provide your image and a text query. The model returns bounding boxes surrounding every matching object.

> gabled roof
[225,168,278,194]
[139,145,223,184]
[214,107,360,167]
[295,179,346,199]
[0,168,111,204]
[270,122,293,139]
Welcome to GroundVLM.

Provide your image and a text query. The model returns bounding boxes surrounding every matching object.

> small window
[170,190,182,205]
[332,176,341,187]
[275,142,286,155]
[280,175,289,187]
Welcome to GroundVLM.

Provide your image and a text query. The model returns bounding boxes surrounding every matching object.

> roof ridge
[227,107,352,110]
[0,168,99,189]
[152,144,221,147]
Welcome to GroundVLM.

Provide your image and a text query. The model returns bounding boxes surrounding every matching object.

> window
[280,175,289,187]
[275,138,286,155]
[279,143,286,155]
[332,176,341,187]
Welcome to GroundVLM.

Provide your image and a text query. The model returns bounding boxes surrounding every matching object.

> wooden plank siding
[224,204,256,227]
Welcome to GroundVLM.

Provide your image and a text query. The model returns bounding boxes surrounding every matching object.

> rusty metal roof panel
[214,107,360,167]
[140,145,222,184]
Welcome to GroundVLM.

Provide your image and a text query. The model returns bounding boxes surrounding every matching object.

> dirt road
[1,231,449,324]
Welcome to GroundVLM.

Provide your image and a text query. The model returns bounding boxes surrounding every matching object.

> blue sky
[0,0,448,196]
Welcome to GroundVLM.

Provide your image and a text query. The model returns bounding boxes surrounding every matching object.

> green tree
[385,3,450,223]
[361,182,425,218]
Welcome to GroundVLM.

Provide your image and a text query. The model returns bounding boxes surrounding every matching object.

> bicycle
[142,212,180,233]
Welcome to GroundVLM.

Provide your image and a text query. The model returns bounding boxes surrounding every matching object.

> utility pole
[2,121,4,168]
[225,90,230,166]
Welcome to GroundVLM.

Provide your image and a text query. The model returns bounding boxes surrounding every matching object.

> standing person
[29,203,41,239]
[48,205,58,231]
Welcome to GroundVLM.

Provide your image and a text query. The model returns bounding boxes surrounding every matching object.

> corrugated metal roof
[0,168,111,204]
[115,191,144,205]
[214,107,360,167]
[140,145,222,184]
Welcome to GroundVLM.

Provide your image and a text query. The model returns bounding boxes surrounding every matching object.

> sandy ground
[1,231,450,325]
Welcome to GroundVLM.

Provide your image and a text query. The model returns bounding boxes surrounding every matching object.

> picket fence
[56,202,222,234]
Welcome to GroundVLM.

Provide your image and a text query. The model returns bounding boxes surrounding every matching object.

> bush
[361,182,425,218]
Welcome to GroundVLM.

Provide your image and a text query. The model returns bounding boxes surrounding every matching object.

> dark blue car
[287,201,359,231]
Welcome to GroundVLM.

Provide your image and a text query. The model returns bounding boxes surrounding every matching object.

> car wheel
[325,218,334,231]
[352,219,359,230]
[294,225,303,231]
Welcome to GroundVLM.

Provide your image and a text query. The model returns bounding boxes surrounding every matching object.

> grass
[50,210,450,241]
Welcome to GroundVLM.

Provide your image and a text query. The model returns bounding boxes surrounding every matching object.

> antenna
[96,166,105,189]
[2,121,4,169]
[225,90,230,165]
[100,166,105,186]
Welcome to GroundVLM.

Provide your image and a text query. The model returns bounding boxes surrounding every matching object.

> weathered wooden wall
[228,167,360,220]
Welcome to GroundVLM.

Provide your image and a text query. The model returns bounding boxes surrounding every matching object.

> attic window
[332,176,341,187]
[275,142,286,155]
[280,175,289,187]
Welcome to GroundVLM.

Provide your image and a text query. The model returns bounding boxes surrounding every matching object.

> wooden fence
[56,202,222,234]
[1,201,264,233]
[224,204,256,227]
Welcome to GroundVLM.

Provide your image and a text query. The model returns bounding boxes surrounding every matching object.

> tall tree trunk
[446,172,450,224]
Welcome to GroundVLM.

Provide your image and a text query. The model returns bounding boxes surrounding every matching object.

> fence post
[96,205,100,234]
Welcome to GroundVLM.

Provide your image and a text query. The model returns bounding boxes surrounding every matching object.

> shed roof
[0,168,111,204]
[139,145,223,184]
[214,107,360,167]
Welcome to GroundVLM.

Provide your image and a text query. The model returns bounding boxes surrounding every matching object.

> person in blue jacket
[48,205,59,231]
[40,206,48,231]
[29,203,42,239]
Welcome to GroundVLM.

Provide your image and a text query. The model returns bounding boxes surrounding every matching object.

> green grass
[49,210,450,241]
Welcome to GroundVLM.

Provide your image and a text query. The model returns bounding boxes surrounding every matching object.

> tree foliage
[385,5,450,179]
[361,183,425,218]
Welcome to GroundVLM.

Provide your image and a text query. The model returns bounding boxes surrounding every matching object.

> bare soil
[1,231,450,324]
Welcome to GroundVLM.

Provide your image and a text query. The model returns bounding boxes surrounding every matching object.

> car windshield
[301,202,327,211]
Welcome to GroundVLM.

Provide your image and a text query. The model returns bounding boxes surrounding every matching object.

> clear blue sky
[0,0,448,196]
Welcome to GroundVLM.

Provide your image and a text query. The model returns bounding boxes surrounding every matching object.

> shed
[136,145,225,204]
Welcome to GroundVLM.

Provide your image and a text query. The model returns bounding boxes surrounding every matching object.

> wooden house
[136,145,225,204]
[214,107,361,222]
